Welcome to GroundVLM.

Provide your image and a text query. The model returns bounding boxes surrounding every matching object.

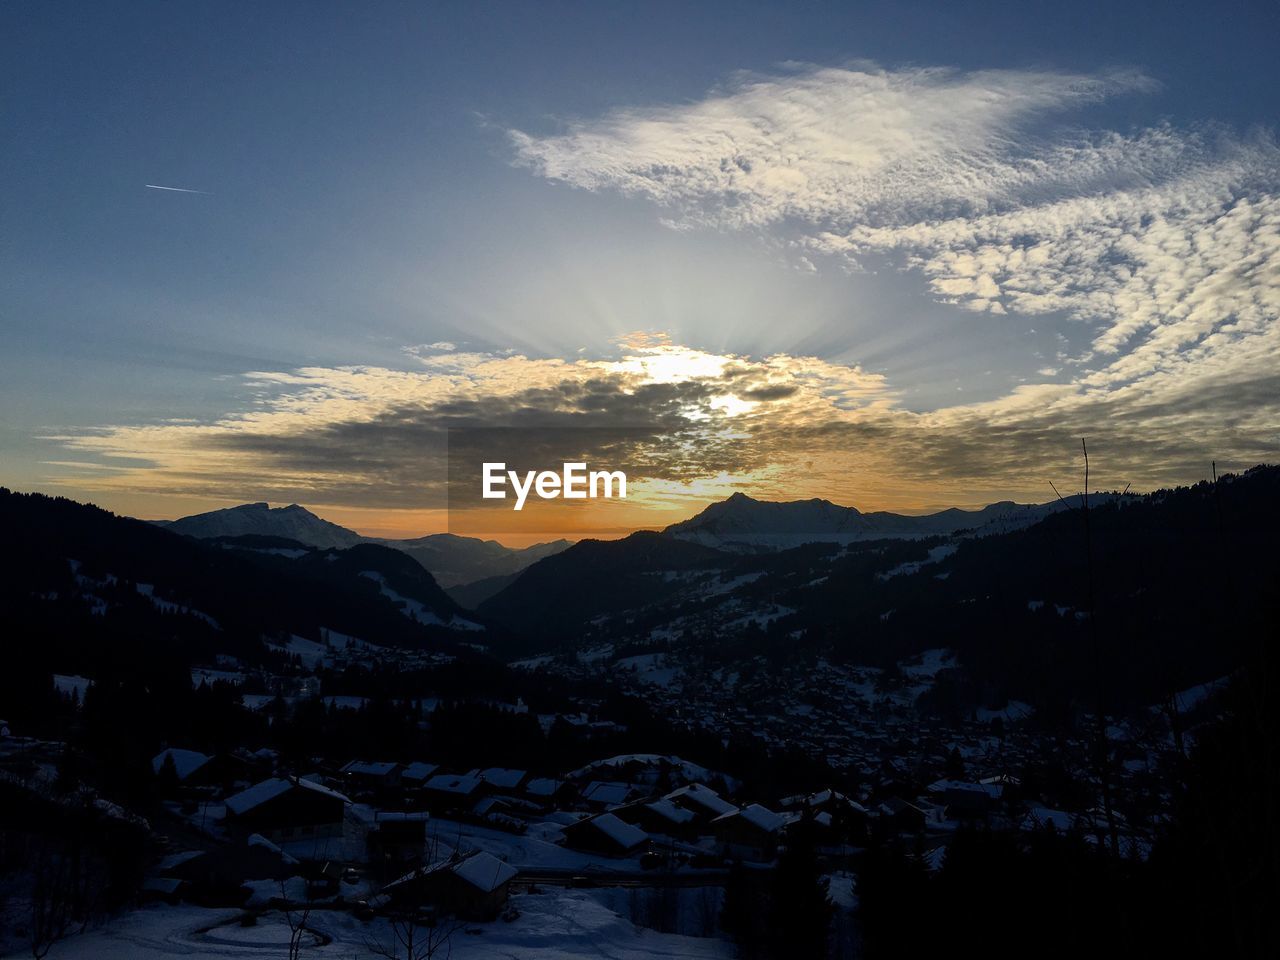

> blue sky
[3,1,1278,533]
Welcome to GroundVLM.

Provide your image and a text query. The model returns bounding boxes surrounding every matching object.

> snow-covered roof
[424,773,482,795]
[224,777,350,816]
[926,779,1003,799]
[152,748,212,781]
[401,761,439,782]
[581,780,635,806]
[451,851,518,893]
[157,850,205,872]
[247,833,300,864]
[714,803,785,834]
[664,783,737,817]
[342,759,399,778]
[523,777,561,796]
[644,799,696,825]
[477,767,527,789]
[584,813,647,849]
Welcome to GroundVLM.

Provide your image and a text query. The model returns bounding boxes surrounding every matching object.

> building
[614,798,700,840]
[561,812,648,857]
[711,803,785,862]
[341,760,402,792]
[663,783,738,822]
[385,851,518,920]
[223,776,349,845]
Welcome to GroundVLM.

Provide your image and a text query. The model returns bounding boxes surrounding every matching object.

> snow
[361,571,484,631]
[975,700,1034,723]
[715,803,784,834]
[342,760,397,777]
[4,893,734,959]
[401,761,440,782]
[664,784,737,818]
[151,748,212,781]
[585,813,648,849]
[452,851,519,892]
[53,674,93,700]
[477,767,527,789]
[898,648,957,679]
[224,777,350,816]
[425,773,483,795]
[134,583,221,629]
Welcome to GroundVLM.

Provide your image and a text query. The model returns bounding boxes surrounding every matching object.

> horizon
[4,1,1278,541]
[6,466,1224,549]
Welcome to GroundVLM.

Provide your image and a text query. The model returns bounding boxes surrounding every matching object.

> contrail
[145,183,209,195]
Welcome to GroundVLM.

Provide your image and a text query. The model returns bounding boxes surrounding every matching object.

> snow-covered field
[2,892,733,959]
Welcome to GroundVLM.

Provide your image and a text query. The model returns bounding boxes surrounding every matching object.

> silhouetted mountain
[0,489,490,670]
[480,467,1279,709]
[158,502,572,585]
[665,491,1093,550]
[478,531,725,635]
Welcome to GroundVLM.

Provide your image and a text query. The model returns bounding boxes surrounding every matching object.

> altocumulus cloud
[508,63,1280,490]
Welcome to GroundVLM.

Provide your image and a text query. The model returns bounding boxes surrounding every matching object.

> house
[400,761,440,789]
[341,760,402,792]
[561,812,648,857]
[663,783,738,822]
[368,811,430,875]
[925,779,1002,820]
[711,803,785,862]
[385,851,518,920]
[614,798,699,840]
[579,780,642,809]
[474,767,527,791]
[421,772,484,812]
[149,834,299,903]
[523,777,573,805]
[153,748,213,784]
[223,776,349,845]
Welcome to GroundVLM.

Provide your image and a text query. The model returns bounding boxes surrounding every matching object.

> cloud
[506,63,1280,494]
[47,332,1278,515]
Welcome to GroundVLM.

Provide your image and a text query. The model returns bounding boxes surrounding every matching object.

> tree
[769,808,832,959]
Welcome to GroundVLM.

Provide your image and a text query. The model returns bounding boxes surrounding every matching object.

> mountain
[157,503,571,586]
[483,466,1280,709]
[477,531,724,639]
[0,489,493,662]
[384,534,572,588]
[160,502,361,549]
[664,491,1080,550]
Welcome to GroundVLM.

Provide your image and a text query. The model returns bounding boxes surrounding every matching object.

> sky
[2,1,1278,541]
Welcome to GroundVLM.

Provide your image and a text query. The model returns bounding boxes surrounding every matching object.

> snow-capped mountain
[159,502,362,549]
[157,503,571,586]
[663,491,1076,551]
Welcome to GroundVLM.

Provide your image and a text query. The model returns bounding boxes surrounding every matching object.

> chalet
[150,834,299,901]
[421,772,484,813]
[341,760,402,791]
[385,851,518,920]
[579,780,642,809]
[663,783,738,822]
[926,779,1002,820]
[223,776,349,845]
[152,748,212,785]
[523,777,573,805]
[711,803,785,862]
[401,761,440,789]
[474,767,527,791]
[561,812,648,857]
[614,798,699,840]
